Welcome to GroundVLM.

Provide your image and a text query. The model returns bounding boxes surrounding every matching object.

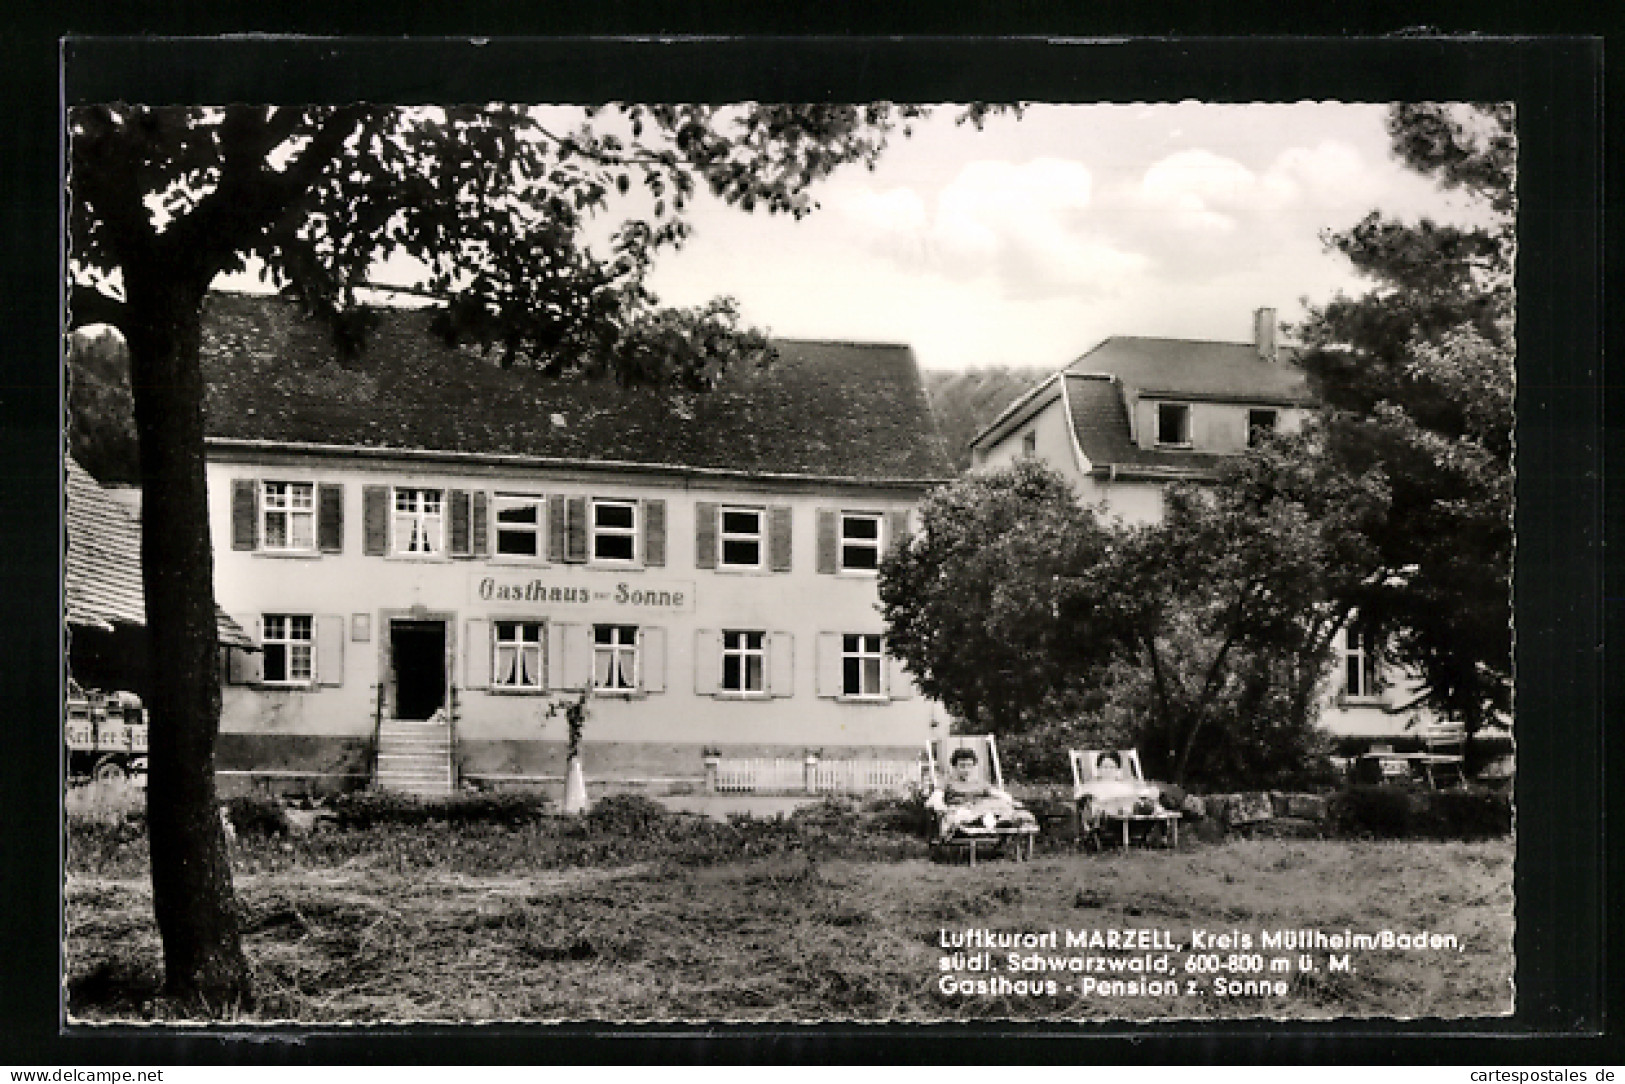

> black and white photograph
[49,36,1594,1039]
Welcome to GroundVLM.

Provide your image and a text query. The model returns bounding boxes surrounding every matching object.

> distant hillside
[923,366,1053,472]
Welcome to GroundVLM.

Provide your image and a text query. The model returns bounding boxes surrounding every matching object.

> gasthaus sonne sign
[470,572,695,612]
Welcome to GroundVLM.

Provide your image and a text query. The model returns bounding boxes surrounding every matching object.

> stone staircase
[373,718,455,796]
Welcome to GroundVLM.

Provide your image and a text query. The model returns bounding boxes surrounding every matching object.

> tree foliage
[66,101,942,1011]
[879,460,1136,734]
[1296,102,1514,734]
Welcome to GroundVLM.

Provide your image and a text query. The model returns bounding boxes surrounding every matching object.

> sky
[633,103,1487,372]
[215,103,1489,373]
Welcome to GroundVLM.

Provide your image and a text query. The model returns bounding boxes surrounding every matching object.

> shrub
[1327,785,1415,838]
[226,795,291,838]
[1415,788,1512,839]
[1326,785,1512,840]
[863,791,934,836]
[327,789,553,830]
[582,793,670,834]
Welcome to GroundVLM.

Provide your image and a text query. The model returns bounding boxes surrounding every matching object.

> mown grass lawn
[66,822,1513,1023]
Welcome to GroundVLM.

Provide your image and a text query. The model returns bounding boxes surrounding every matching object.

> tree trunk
[123,271,253,1011]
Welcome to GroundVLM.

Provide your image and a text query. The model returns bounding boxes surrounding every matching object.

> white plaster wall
[209,454,939,751]
[1131,400,1308,454]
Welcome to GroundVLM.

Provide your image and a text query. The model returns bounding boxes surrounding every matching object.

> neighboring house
[969,309,1431,748]
[199,293,952,795]
[65,457,256,700]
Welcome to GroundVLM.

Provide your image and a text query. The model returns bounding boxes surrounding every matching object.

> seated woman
[929,747,1037,841]
[1077,751,1162,828]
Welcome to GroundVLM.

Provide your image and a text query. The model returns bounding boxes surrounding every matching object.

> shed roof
[200,293,954,483]
[66,459,255,647]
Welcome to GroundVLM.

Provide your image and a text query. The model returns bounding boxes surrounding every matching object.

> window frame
[590,498,639,565]
[260,480,317,553]
[492,493,547,562]
[1155,402,1192,448]
[841,633,886,700]
[720,629,768,696]
[838,511,884,574]
[391,486,446,557]
[1343,625,1383,702]
[717,506,766,571]
[491,619,546,692]
[261,614,314,687]
[592,624,641,695]
[1021,429,1038,456]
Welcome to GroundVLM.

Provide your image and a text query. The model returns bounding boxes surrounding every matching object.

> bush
[226,795,291,838]
[328,790,553,830]
[581,794,670,834]
[863,791,934,837]
[1415,788,1513,839]
[1328,785,1415,838]
[1327,785,1512,840]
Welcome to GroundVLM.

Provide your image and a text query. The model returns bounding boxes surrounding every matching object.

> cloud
[835,158,1148,301]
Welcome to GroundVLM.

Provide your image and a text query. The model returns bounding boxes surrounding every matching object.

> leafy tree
[1295,103,1514,745]
[66,102,940,1010]
[1111,429,1389,785]
[878,459,1136,735]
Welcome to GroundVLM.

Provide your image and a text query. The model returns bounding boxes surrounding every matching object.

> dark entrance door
[390,620,447,721]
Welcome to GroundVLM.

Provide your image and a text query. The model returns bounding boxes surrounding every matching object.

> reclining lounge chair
[1070,749,1180,850]
[924,734,1039,865]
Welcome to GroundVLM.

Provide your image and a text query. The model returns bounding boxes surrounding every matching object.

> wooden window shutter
[315,615,346,686]
[694,501,718,569]
[816,632,842,697]
[227,643,263,684]
[643,499,666,567]
[767,632,794,698]
[887,652,914,700]
[545,620,567,691]
[362,485,389,555]
[886,509,911,555]
[231,479,259,551]
[464,619,491,689]
[317,483,344,553]
[816,509,838,574]
[639,627,666,693]
[548,623,592,690]
[693,629,721,695]
[472,492,489,557]
[768,505,793,572]
[548,495,567,563]
[449,489,472,556]
[565,496,589,563]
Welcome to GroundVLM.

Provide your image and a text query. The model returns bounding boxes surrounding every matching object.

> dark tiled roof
[1064,375,1222,477]
[1066,336,1313,405]
[65,460,254,646]
[200,293,953,482]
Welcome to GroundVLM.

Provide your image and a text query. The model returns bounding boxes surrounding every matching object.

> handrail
[372,680,385,787]
[448,684,461,790]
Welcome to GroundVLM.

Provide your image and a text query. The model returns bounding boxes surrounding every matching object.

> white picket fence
[711,757,924,795]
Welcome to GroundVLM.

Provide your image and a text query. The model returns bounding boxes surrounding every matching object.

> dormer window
[1248,409,1279,447]
[1155,403,1191,447]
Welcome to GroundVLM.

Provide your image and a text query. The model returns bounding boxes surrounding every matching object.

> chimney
[1253,307,1278,362]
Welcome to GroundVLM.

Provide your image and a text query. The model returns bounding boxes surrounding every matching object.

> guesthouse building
[969,309,1434,748]
[199,293,952,795]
